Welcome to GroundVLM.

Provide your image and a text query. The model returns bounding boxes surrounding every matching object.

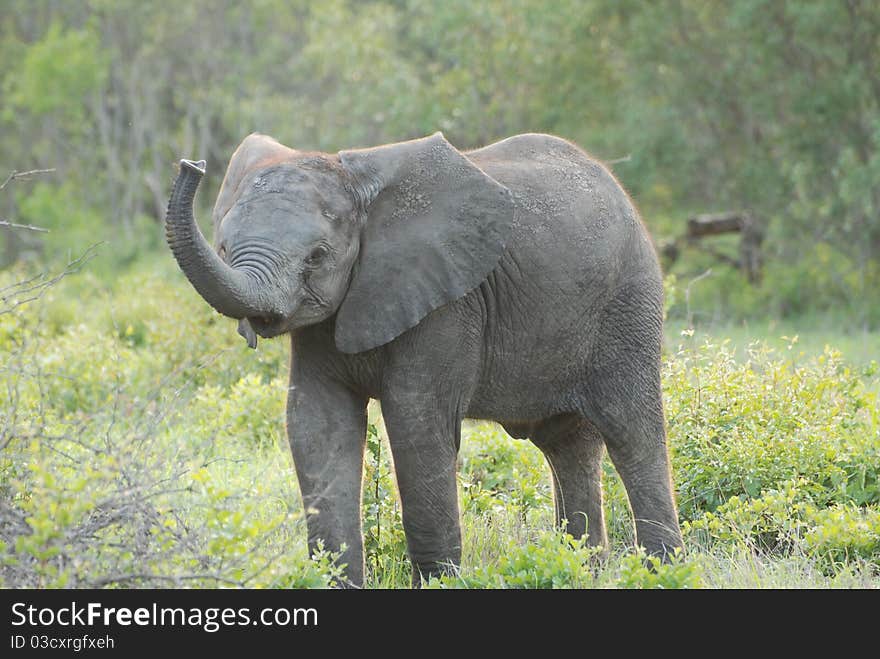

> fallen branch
[663,210,764,284]
[686,211,747,237]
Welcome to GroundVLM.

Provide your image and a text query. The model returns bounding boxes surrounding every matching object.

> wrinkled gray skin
[165,132,683,587]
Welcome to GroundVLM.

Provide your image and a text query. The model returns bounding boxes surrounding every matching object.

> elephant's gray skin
[165,131,683,587]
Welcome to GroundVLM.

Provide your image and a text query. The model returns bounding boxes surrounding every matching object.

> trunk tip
[238,318,258,349]
[180,159,206,175]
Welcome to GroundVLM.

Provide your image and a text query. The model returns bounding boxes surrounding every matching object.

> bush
[615,549,703,589]
[0,261,338,588]
[459,422,550,525]
[666,340,879,520]
[803,506,880,568]
[428,531,601,589]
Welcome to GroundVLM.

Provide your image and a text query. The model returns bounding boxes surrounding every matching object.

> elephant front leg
[287,367,368,588]
[381,396,462,587]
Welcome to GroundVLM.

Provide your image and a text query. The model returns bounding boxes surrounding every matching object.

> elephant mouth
[238,303,320,348]
[247,314,288,338]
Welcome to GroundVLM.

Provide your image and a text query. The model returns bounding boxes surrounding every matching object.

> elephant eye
[306,245,329,265]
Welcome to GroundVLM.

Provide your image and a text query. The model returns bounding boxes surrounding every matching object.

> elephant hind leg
[596,416,682,560]
[582,297,683,558]
[529,414,608,555]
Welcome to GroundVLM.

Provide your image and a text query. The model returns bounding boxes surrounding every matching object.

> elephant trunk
[165,159,269,320]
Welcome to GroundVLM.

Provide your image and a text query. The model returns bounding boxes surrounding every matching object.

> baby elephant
[165,131,683,587]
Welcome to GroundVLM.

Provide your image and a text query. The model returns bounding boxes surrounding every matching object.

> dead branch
[0,242,102,316]
[686,211,747,237]
[0,168,56,192]
[606,154,632,165]
[0,219,49,233]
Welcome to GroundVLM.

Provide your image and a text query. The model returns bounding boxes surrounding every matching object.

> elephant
[164,131,683,587]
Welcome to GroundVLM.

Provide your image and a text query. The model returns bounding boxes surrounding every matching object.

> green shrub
[459,422,550,522]
[0,263,337,588]
[616,549,703,589]
[684,479,811,553]
[666,341,879,520]
[429,531,600,589]
[189,374,286,449]
[803,505,880,568]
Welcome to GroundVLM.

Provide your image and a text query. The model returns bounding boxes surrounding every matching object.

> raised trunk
[164,159,269,319]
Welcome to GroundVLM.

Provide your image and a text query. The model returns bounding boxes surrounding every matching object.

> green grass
[665,316,880,367]
[1,253,878,588]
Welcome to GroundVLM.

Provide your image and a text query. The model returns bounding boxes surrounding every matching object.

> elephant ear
[211,133,296,236]
[335,132,514,354]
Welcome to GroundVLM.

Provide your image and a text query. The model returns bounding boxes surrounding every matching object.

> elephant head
[165,132,514,352]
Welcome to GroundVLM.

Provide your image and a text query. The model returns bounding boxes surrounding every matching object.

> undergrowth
[1,258,877,588]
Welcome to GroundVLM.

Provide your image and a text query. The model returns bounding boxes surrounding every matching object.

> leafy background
[1,0,878,587]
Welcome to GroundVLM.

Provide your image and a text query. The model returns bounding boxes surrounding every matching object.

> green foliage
[0,258,335,588]
[684,483,880,572]
[429,531,600,589]
[15,182,105,261]
[362,418,409,585]
[662,273,678,322]
[2,0,879,589]
[685,479,812,552]
[666,341,879,519]
[1,256,879,588]
[459,422,550,523]
[1,409,342,587]
[627,0,880,322]
[3,20,107,123]
[616,549,703,589]
[803,506,880,568]
[190,374,285,449]
[665,338,879,576]
[2,0,876,322]
[670,239,880,326]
